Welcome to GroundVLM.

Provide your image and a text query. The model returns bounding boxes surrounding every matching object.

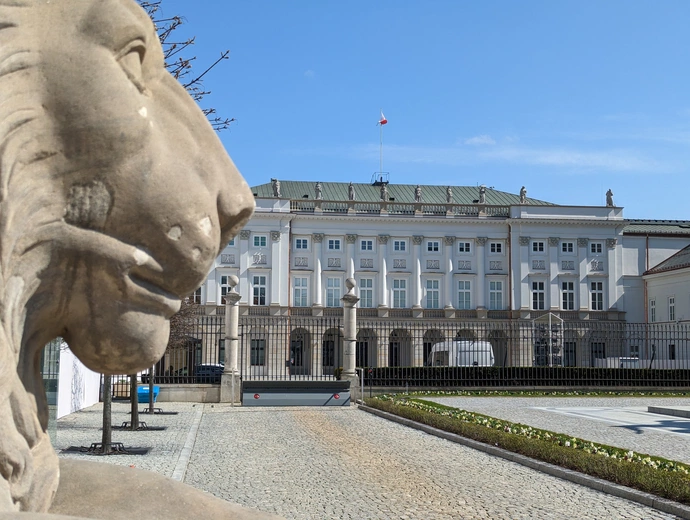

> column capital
[378,234,389,244]
[475,237,488,246]
[346,234,357,244]
[548,237,560,246]
[606,238,617,249]
[271,231,281,242]
[518,236,529,246]
[444,236,455,246]
[577,238,589,247]
[412,235,423,245]
[312,233,324,243]
[239,230,250,240]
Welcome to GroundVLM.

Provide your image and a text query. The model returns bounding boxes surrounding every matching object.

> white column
[346,234,357,278]
[270,231,281,305]
[412,236,423,308]
[475,237,487,309]
[444,236,455,308]
[313,233,323,307]
[378,235,389,307]
[518,236,530,311]
[577,238,588,311]
[549,237,559,310]
[607,238,617,310]
[238,230,250,303]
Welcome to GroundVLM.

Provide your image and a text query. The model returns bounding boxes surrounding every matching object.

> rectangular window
[252,275,266,306]
[192,287,202,304]
[427,240,440,252]
[562,281,575,311]
[630,344,640,358]
[590,281,603,311]
[359,278,373,308]
[670,344,676,361]
[295,238,309,249]
[490,242,502,254]
[458,280,471,310]
[425,279,440,309]
[649,299,656,322]
[591,342,606,359]
[328,239,341,251]
[250,339,266,366]
[228,238,235,247]
[220,275,231,298]
[489,281,503,310]
[393,240,406,252]
[532,241,545,253]
[253,235,267,248]
[392,279,406,308]
[360,239,373,251]
[561,242,574,253]
[293,277,308,307]
[326,277,341,307]
[532,281,545,310]
[590,242,602,254]
[669,296,676,321]
[563,341,576,367]
[458,242,471,253]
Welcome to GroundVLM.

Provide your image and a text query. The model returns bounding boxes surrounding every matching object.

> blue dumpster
[137,385,159,404]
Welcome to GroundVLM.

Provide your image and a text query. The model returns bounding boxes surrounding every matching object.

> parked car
[194,364,224,384]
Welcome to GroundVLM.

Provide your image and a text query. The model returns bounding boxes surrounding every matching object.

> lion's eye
[117,40,146,91]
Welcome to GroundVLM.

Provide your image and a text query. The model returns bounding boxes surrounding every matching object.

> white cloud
[464,135,496,146]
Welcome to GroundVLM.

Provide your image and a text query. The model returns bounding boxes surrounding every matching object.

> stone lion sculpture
[0,1,280,519]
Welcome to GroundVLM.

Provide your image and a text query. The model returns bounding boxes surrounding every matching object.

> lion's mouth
[126,273,181,317]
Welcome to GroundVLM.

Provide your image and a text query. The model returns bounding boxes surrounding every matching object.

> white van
[427,340,495,367]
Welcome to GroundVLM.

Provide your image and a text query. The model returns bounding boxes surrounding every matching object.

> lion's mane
[0,0,64,512]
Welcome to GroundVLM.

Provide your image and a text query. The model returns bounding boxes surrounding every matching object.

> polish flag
[378,111,388,125]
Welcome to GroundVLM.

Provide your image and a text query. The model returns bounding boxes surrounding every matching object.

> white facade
[200,182,690,323]
[57,346,101,418]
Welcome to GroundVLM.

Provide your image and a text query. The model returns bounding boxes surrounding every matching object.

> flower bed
[365,394,690,504]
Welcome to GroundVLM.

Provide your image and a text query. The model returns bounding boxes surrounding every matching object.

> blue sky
[159,0,690,219]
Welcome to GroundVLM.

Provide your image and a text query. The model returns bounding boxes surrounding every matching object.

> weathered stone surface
[0,0,254,516]
[48,460,281,520]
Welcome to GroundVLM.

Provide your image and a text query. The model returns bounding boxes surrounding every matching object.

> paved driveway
[58,402,680,519]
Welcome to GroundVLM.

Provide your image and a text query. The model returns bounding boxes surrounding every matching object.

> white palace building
[197,179,690,325]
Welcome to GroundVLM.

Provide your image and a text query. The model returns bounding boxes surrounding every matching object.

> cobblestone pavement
[56,400,682,519]
[426,396,690,464]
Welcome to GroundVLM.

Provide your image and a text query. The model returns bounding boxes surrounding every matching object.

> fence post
[220,275,242,404]
[341,278,360,402]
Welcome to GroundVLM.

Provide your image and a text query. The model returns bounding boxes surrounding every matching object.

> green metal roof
[623,220,690,236]
[645,244,690,275]
[251,180,554,206]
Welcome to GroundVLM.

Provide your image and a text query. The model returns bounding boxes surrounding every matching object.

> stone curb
[359,404,690,520]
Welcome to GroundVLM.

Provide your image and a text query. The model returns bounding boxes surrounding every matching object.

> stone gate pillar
[341,278,360,402]
[220,275,242,404]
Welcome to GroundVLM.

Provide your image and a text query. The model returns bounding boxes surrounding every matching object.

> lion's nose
[214,157,255,250]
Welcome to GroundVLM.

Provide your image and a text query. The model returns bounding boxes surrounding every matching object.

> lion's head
[0,0,254,512]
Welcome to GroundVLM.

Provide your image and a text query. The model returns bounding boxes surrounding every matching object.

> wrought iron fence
[107,314,690,389]
[238,316,343,381]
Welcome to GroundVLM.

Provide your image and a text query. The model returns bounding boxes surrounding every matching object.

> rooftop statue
[0,1,273,518]
[348,182,355,201]
[446,186,453,204]
[520,186,527,204]
[606,189,614,207]
[314,182,322,200]
[414,185,422,203]
[478,185,486,204]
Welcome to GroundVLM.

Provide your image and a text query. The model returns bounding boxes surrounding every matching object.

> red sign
[334,394,340,399]
[253,393,260,399]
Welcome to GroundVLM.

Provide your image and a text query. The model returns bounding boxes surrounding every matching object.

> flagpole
[379,113,383,174]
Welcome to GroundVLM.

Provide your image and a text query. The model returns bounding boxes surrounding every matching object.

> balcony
[289,199,510,218]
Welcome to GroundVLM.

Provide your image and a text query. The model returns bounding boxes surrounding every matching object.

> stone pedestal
[220,372,242,405]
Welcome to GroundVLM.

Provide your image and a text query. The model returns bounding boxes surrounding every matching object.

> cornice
[506,218,624,227]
